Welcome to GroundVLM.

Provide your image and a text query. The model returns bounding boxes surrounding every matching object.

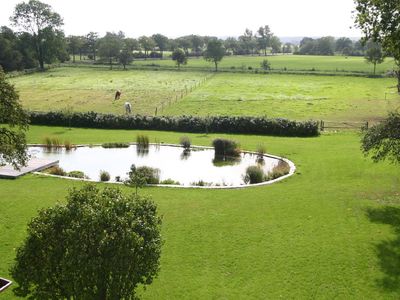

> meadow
[132,54,396,74]
[0,126,399,299]
[10,66,400,122]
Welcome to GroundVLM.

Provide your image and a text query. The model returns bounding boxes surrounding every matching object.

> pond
[29,145,287,187]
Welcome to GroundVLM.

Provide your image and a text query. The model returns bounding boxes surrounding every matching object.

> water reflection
[180,149,191,160]
[212,155,241,167]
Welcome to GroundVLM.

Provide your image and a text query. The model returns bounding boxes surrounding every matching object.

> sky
[0,0,362,38]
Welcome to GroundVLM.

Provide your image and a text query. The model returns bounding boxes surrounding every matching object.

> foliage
[212,138,240,156]
[97,32,123,69]
[46,165,66,176]
[10,0,64,70]
[29,111,320,137]
[64,140,73,150]
[265,160,290,180]
[0,68,29,168]
[260,59,271,70]
[99,170,110,181]
[160,178,180,185]
[354,0,400,92]
[67,170,87,179]
[10,184,162,299]
[179,136,191,150]
[361,111,400,164]
[204,39,225,71]
[136,134,149,147]
[125,164,160,194]
[297,37,335,56]
[101,142,130,148]
[171,49,187,69]
[118,46,133,70]
[365,40,385,75]
[243,165,266,184]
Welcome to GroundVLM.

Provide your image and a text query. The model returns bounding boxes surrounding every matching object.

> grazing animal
[124,102,132,114]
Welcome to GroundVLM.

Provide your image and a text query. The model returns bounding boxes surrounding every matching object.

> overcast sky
[0,0,361,38]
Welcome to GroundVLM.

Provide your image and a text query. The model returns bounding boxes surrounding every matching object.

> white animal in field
[124,102,132,114]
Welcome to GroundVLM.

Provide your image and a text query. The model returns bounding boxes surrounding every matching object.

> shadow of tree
[367,206,400,291]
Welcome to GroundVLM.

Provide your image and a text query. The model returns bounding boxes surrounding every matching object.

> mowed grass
[165,72,400,121]
[133,54,396,74]
[0,126,400,299]
[10,67,207,115]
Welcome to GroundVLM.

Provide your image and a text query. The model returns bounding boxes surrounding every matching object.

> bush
[99,170,110,182]
[47,166,66,176]
[160,178,180,185]
[126,164,160,185]
[179,136,191,150]
[102,142,130,148]
[266,160,291,180]
[212,138,240,156]
[64,140,74,151]
[244,165,266,184]
[67,170,87,179]
[29,111,320,137]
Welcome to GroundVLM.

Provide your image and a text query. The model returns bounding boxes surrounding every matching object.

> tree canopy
[171,48,187,69]
[10,0,65,70]
[204,39,225,71]
[11,184,162,299]
[0,67,29,168]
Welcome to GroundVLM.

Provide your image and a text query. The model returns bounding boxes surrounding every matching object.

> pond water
[29,145,282,186]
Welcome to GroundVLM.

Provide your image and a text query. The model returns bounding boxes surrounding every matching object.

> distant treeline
[0,25,382,73]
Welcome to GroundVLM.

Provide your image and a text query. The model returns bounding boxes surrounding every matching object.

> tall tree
[11,185,162,299]
[336,37,353,54]
[204,39,225,71]
[119,45,133,70]
[67,35,81,63]
[98,32,123,69]
[138,36,155,58]
[10,0,64,70]
[239,29,255,54]
[270,36,282,54]
[0,67,29,169]
[176,37,191,55]
[85,32,98,61]
[257,25,272,56]
[365,40,385,75]
[190,35,204,56]
[354,0,400,93]
[152,33,168,58]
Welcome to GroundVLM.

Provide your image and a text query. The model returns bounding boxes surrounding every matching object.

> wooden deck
[0,158,59,179]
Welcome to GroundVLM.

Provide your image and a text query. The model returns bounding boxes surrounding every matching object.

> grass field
[132,55,396,74]
[164,73,400,121]
[0,126,399,299]
[10,67,207,115]
[10,67,400,122]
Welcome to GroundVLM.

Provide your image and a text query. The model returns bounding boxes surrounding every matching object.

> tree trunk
[73,51,75,63]
[109,57,112,70]
[396,70,400,94]
[214,61,218,72]
[93,50,96,61]
[373,62,376,75]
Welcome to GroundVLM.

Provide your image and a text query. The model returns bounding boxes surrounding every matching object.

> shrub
[127,164,160,185]
[266,160,290,180]
[67,170,87,179]
[136,135,149,147]
[99,170,110,182]
[47,166,66,176]
[180,136,191,150]
[244,165,266,184]
[261,59,271,70]
[212,138,240,156]
[29,111,320,137]
[102,142,130,148]
[64,140,74,151]
[160,178,180,185]
[190,180,210,186]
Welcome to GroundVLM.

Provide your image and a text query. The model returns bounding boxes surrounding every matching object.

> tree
[176,37,192,55]
[10,0,64,70]
[85,32,98,61]
[98,32,123,69]
[354,0,400,93]
[270,36,282,54]
[336,37,353,54]
[11,184,162,299]
[224,37,238,54]
[171,48,187,69]
[260,59,271,70]
[119,46,133,70]
[0,67,29,169]
[204,39,225,71]
[138,36,155,58]
[361,111,400,164]
[365,40,385,75]
[190,35,204,56]
[257,25,272,56]
[152,33,168,58]
[67,35,81,63]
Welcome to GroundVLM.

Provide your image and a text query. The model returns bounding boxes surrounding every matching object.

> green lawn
[10,67,400,122]
[10,67,207,115]
[132,54,396,74]
[165,73,400,121]
[0,126,399,299]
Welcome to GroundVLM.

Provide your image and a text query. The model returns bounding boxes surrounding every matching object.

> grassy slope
[1,126,399,299]
[165,73,400,121]
[133,55,396,74]
[10,67,207,115]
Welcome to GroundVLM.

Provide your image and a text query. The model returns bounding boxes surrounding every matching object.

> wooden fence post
[155,107,157,116]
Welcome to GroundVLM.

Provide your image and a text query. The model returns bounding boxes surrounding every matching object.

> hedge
[28,111,319,137]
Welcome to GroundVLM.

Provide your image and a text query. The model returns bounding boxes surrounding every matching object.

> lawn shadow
[367,206,400,292]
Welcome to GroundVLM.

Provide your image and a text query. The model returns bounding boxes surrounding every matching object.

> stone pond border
[30,143,296,189]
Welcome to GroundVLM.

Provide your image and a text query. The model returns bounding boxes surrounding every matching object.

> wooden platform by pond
[0,158,58,179]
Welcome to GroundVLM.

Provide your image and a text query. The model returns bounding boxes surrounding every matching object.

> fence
[318,120,376,131]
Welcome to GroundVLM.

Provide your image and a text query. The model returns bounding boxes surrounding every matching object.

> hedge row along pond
[28,111,319,137]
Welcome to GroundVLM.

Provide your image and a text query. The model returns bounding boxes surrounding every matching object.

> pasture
[11,67,400,122]
[0,126,399,299]
[132,54,396,74]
